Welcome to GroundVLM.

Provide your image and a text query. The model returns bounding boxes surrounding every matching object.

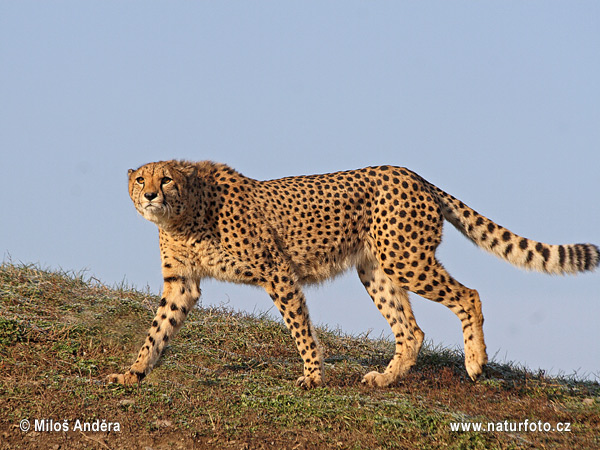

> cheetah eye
[135,177,145,185]
[161,177,172,185]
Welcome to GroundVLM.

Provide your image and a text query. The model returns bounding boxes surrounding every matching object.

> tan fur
[107,160,599,388]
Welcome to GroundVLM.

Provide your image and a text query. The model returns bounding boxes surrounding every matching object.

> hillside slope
[0,263,598,449]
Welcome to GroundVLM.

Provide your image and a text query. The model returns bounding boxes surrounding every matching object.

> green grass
[0,262,598,449]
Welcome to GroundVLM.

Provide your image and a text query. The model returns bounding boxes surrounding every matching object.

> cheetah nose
[144,192,158,201]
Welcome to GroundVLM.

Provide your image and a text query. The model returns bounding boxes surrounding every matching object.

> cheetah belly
[291,244,370,285]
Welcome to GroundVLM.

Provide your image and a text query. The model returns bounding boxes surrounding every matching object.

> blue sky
[1,2,598,380]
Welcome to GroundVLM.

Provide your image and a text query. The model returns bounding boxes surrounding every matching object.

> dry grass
[1,262,598,449]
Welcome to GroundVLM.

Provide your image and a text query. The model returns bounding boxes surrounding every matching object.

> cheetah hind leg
[411,261,487,381]
[357,263,424,388]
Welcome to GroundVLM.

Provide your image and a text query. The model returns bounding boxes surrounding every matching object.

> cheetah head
[128,161,194,229]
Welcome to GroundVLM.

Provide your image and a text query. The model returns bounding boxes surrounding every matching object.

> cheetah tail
[424,180,600,275]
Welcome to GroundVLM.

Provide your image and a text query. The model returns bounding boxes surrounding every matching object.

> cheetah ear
[173,163,197,180]
[127,168,137,183]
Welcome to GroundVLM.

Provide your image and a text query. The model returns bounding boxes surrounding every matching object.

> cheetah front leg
[107,275,200,385]
[263,274,324,389]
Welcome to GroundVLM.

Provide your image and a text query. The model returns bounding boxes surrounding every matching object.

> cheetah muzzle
[107,160,599,389]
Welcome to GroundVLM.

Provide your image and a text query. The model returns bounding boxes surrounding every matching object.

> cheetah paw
[465,361,485,381]
[465,354,487,381]
[295,374,323,389]
[361,371,395,388]
[106,371,141,386]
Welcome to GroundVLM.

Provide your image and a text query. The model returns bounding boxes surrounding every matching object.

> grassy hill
[0,262,598,449]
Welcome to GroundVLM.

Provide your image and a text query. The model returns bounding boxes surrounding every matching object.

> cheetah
[107,160,599,388]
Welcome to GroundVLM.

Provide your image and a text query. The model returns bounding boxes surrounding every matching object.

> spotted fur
[107,161,599,388]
